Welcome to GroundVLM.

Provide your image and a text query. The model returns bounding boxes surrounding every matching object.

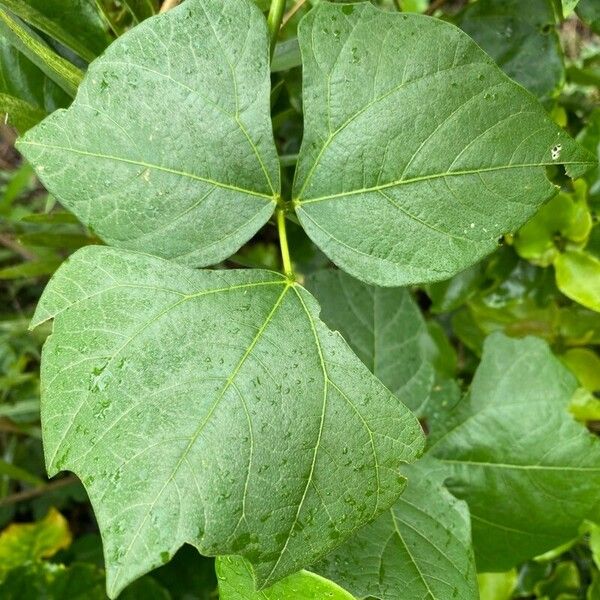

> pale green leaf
[477,571,517,600]
[293,2,593,287]
[563,0,581,16]
[314,459,478,600]
[33,245,424,598]
[561,348,600,392]
[457,0,564,99]
[0,0,111,62]
[217,556,356,600]
[0,9,82,96]
[555,251,600,312]
[18,0,280,268]
[429,333,600,571]
[305,269,434,413]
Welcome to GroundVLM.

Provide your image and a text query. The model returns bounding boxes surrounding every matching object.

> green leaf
[0,9,82,96]
[293,2,593,287]
[33,245,424,598]
[305,269,434,413]
[456,0,564,99]
[0,0,111,62]
[0,92,45,132]
[555,251,600,312]
[217,556,356,600]
[0,508,72,578]
[514,181,592,266]
[429,333,600,571]
[122,0,159,23]
[314,459,478,600]
[0,259,62,280]
[18,0,280,268]
[477,571,517,600]
[577,0,600,34]
[561,348,600,391]
[0,561,106,600]
[0,458,45,486]
[562,0,581,16]
[0,37,70,122]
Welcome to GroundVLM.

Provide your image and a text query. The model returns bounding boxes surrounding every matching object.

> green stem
[276,207,294,279]
[267,0,286,55]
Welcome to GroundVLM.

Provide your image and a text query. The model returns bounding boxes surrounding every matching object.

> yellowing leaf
[0,508,72,579]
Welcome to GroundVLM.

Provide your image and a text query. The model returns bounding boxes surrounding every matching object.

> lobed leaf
[294,2,594,287]
[33,245,424,597]
[18,0,280,268]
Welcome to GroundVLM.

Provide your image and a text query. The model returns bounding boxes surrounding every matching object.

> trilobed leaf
[17,0,280,268]
[293,2,595,286]
[33,245,424,597]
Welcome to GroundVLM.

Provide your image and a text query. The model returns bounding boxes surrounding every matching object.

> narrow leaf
[294,2,594,287]
[18,0,280,268]
[0,37,70,120]
[122,0,159,23]
[0,0,111,62]
[0,9,82,96]
[33,245,425,598]
[217,556,356,600]
[429,333,600,571]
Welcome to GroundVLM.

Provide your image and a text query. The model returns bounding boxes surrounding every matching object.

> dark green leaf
[429,333,600,571]
[0,9,83,96]
[314,459,478,600]
[456,0,564,99]
[293,3,593,287]
[33,245,424,597]
[0,0,111,62]
[305,269,434,413]
[18,0,280,267]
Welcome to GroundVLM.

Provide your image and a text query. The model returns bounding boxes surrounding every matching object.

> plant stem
[159,0,180,14]
[425,0,449,15]
[267,0,286,54]
[282,0,307,28]
[276,207,294,279]
[0,475,78,507]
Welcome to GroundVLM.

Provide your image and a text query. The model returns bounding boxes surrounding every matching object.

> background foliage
[0,0,599,598]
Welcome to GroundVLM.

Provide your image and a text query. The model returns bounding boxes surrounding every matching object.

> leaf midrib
[296,161,595,206]
[18,141,277,201]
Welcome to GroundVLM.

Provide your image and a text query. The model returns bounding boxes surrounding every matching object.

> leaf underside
[17,0,280,268]
[34,245,424,598]
[294,2,595,286]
